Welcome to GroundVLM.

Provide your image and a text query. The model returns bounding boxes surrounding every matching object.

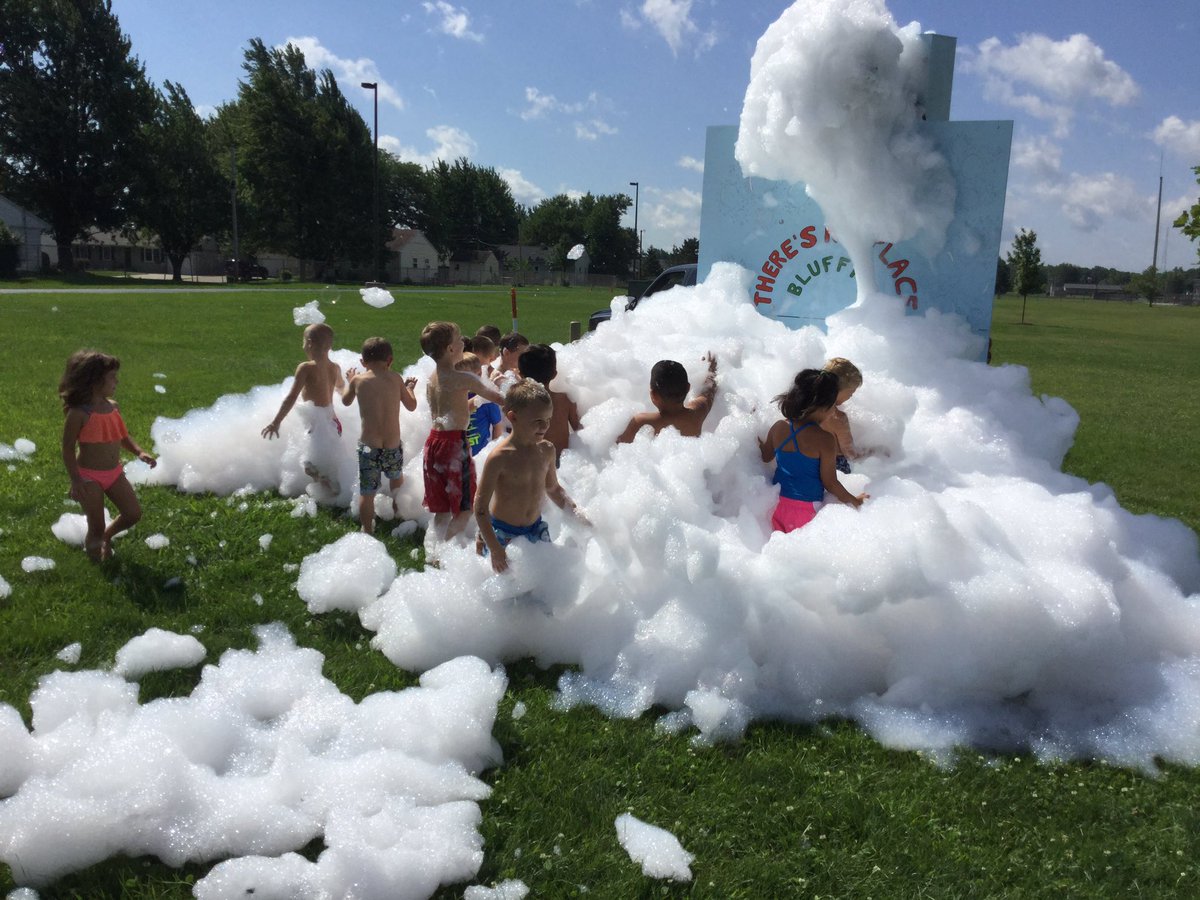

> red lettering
[762,259,780,278]
[755,274,775,294]
[878,242,894,264]
[895,277,917,295]
[753,292,772,306]
[781,239,797,260]
[769,249,785,268]
[799,226,817,249]
[887,257,909,278]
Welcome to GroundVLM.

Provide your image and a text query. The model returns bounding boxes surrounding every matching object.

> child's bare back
[617,353,717,443]
[346,368,416,448]
[428,367,502,431]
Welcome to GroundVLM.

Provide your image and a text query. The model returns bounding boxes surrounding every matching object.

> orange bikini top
[78,407,128,444]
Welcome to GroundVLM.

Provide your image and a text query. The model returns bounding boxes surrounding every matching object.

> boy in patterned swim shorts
[420,322,505,555]
[341,337,417,534]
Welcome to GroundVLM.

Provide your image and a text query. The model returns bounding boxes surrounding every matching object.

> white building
[0,195,50,273]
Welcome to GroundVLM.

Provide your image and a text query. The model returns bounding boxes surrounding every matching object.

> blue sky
[109,0,1200,272]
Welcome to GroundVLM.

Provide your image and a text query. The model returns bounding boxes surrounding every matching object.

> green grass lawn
[1,289,1198,898]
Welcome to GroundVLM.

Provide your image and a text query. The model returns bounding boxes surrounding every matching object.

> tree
[381,153,435,233]
[426,158,519,258]
[670,237,700,265]
[1174,166,1200,261]
[0,0,155,270]
[131,82,227,281]
[1007,228,1042,323]
[1127,266,1161,305]
[520,192,634,276]
[222,39,374,278]
[994,256,1011,295]
[643,245,665,278]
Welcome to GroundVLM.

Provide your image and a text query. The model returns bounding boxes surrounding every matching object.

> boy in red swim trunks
[420,322,505,553]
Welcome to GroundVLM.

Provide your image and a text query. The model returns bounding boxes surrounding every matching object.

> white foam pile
[20,558,54,574]
[0,624,507,894]
[0,439,36,462]
[735,0,955,294]
[144,533,170,550]
[55,643,82,665]
[112,628,206,679]
[0,576,11,601]
[51,512,115,547]
[360,286,396,308]
[615,813,694,881]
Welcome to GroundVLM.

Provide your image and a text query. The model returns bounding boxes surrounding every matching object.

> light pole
[629,181,639,278]
[361,81,379,282]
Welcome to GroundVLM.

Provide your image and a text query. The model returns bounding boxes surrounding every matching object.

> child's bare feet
[84,539,103,563]
[99,538,114,561]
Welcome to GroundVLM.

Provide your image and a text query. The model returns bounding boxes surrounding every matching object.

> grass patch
[1,289,1198,897]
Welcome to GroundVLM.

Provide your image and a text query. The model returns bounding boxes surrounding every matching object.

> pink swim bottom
[771,496,820,533]
[78,465,124,491]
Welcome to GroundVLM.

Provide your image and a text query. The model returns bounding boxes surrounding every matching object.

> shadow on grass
[108,556,193,613]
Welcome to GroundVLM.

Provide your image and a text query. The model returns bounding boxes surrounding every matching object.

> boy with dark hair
[493,331,530,393]
[475,324,503,345]
[341,337,418,533]
[518,343,582,462]
[617,352,718,443]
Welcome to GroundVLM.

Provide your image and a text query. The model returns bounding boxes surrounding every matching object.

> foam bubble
[615,813,694,881]
[360,286,396,308]
[112,628,206,679]
[20,557,55,573]
[292,299,325,325]
[55,643,82,665]
[144,533,170,550]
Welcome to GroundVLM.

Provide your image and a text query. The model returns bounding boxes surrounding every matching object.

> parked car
[587,263,698,331]
[224,258,269,281]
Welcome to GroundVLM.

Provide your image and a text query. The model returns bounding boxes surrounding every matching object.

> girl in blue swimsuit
[758,369,867,533]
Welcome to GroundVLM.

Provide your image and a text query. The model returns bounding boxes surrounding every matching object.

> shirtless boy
[421,321,505,547]
[475,379,588,574]
[517,343,582,463]
[340,337,418,533]
[261,323,345,492]
[616,352,718,443]
[492,331,530,393]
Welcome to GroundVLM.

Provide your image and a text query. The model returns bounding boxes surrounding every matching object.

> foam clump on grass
[0,624,506,895]
[55,643,81,665]
[360,286,396,308]
[464,879,530,899]
[0,575,11,600]
[293,299,325,325]
[51,511,113,547]
[20,557,54,573]
[297,532,397,614]
[0,439,36,461]
[112,627,205,679]
[144,533,169,550]
[615,813,694,881]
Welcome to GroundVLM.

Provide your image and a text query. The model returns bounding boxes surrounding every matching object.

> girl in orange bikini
[60,351,157,562]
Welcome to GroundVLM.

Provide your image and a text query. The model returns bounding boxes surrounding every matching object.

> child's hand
[138,451,157,468]
[703,351,717,372]
[261,422,280,439]
[853,492,869,508]
[405,376,418,390]
[345,367,359,380]
[570,504,592,527]
[490,547,509,574]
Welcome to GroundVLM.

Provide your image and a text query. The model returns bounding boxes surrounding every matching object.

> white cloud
[677,155,704,174]
[965,33,1138,135]
[520,86,584,121]
[422,1,483,42]
[1153,116,1200,159]
[644,187,702,245]
[1032,172,1152,233]
[381,125,477,168]
[623,0,717,56]
[192,103,216,120]
[282,36,404,110]
[1010,135,1062,181]
[498,168,545,206]
[574,119,618,141]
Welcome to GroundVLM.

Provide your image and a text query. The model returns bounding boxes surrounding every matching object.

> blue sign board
[697,35,1012,342]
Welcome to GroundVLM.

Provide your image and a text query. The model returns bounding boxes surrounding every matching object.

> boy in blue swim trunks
[341,337,418,534]
[474,379,589,574]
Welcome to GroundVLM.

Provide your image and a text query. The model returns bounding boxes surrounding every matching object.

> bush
[280,269,293,282]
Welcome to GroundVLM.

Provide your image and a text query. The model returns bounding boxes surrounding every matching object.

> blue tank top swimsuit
[773,422,824,502]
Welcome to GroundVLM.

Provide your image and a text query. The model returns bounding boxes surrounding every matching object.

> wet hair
[455,352,481,372]
[650,359,689,404]
[517,343,557,386]
[462,336,474,353]
[304,323,334,347]
[498,332,529,354]
[471,334,496,360]
[475,324,503,344]
[420,321,459,359]
[59,350,120,412]
[824,357,863,392]
[361,336,392,362]
[503,378,552,413]
[775,369,839,421]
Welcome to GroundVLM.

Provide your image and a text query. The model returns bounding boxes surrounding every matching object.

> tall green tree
[222,39,373,278]
[0,0,155,270]
[381,153,434,233]
[995,256,1012,295]
[1173,166,1200,261]
[131,82,227,281]
[1007,228,1042,324]
[670,237,700,265]
[520,192,634,276]
[426,158,519,257]
[1127,266,1161,305]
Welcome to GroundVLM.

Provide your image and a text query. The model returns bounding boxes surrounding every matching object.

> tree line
[0,0,681,281]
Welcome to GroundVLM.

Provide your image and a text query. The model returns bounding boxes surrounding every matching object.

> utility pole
[361,81,380,282]
[229,147,240,283]
[629,181,639,278]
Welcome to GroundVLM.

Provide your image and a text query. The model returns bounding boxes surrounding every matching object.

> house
[447,248,500,284]
[48,230,224,277]
[0,195,50,272]
[387,228,438,283]
[1055,282,1135,301]
[494,243,591,286]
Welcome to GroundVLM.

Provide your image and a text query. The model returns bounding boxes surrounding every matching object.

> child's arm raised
[340,370,360,406]
[262,363,309,438]
[463,371,504,404]
[401,376,418,412]
[686,352,718,421]
[473,452,509,573]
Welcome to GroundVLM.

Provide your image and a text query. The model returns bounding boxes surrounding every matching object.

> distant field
[1,287,1198,898]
